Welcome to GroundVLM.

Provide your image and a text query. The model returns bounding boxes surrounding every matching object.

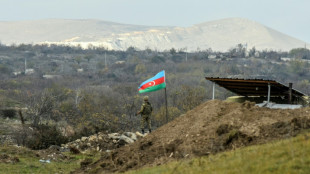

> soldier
[137,96,153,134]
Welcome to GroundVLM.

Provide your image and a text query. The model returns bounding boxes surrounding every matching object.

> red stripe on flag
[139,76,165,91]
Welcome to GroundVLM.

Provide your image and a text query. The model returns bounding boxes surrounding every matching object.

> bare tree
[27,89,56,126]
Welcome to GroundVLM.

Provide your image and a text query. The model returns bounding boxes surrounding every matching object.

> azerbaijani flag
[138,70,166,93]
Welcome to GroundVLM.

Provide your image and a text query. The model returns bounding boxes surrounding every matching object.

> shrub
[1,109,16,118]
[15,125,68,150]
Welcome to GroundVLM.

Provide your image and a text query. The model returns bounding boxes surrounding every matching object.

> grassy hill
[127,131,310,174]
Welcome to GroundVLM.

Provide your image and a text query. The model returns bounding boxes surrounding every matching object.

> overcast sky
[0,0,309,43]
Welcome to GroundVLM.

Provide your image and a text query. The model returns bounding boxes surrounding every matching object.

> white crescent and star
[148,81,155,86]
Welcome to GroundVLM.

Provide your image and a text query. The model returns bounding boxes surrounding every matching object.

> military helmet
[143,96,149,101]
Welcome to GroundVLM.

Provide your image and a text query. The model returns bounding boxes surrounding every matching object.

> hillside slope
[73,100,310,173]
[0,18,307,51]
[127,132,310,174]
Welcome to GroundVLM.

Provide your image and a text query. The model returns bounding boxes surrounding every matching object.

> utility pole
[24,57,27,73]
[165,87,168,123]
[185,47,188,62]
[75,89,81,107]
[105,52,108,69]
[186,52,187,62]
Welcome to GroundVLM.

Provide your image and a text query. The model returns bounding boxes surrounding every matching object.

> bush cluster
[1,109,16,119]
[15,125,68,150]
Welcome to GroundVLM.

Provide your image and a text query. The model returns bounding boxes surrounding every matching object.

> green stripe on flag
[139,83,166,93]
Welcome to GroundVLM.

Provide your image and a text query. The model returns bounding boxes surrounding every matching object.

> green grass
[127,132,310,174]
[0,145,101,174]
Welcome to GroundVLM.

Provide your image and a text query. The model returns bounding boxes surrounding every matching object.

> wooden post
[165,87,168,123]
[267,83,271,103]
[289,83,293,104]
[212,82,215,100]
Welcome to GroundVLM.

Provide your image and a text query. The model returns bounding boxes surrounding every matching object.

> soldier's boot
[141,129,144,134]
[149,129,152,133]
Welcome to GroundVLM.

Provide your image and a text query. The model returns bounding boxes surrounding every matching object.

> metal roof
[205,77,306,97]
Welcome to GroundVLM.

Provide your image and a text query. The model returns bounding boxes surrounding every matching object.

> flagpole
[165,87,168,123]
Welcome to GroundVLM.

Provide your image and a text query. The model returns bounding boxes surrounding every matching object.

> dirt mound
[74,100,310,173]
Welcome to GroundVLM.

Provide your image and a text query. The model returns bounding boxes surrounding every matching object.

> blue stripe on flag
[139,70,165,88]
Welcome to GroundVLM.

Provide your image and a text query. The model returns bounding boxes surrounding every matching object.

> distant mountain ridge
[0,18,307,51]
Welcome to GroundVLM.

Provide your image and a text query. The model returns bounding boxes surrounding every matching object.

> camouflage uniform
[137,96,152,133]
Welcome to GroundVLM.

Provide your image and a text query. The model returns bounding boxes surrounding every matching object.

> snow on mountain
[0,18,307,51]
